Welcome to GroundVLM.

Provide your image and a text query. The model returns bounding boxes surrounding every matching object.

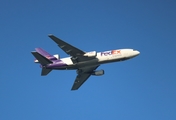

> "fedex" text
[101,50,121,56]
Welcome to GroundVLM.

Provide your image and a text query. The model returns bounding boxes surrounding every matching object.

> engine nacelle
[53,54,60,59]
[84,51,97,57]
[91,70,104,76]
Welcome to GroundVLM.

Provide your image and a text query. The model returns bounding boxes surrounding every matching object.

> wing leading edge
[48,34,96,63]
[48,34,85,56]
[71,65,99,90]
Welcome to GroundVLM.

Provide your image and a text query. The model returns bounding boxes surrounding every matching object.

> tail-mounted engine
[53,54,60,59]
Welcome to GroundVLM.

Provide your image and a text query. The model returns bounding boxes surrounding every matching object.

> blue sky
[0,0,176,120]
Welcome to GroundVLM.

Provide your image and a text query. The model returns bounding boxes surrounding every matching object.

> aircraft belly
[98,56,128,64]
[51,58,99,70]
[76,59,99,67]
[53,65,76,70]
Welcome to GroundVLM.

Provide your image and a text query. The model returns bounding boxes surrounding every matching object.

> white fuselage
[59,49,140,70]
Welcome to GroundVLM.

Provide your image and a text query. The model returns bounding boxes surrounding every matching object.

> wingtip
[48,34,54,37]
[71,89,77,91]
[71,87,78,91]
[31,51,36,54]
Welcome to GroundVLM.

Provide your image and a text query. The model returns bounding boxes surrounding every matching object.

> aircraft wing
[48,34,85,56]
[71,65,99,90]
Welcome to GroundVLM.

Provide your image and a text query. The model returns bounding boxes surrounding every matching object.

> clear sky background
[0,0,176,120]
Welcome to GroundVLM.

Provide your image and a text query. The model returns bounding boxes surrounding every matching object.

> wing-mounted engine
[91,70,104,76]
[83,51,97,57]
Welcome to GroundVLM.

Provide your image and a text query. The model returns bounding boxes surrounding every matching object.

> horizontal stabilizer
[41,68,52,76]
[31,52,53,65]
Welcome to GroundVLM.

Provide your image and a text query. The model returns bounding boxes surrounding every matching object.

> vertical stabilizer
[35,48,52,57]
[34,48,58,63]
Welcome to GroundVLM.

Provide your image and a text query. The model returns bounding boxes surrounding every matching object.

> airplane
[31,34,140,90]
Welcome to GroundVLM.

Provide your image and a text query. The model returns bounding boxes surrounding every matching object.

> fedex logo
[101,51,112,56]
[101,50,121,56]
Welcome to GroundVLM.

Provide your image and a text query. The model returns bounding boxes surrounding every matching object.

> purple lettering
[101,51,112,56]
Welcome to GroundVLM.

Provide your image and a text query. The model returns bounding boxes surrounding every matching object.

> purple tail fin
[35,48,52,57]
[34,48,59,63]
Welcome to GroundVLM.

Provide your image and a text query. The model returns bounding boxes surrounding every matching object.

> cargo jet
[31,34,140,90]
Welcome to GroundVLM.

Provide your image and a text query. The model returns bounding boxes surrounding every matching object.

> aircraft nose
[136,51,140,55]
[133,50,140,56]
